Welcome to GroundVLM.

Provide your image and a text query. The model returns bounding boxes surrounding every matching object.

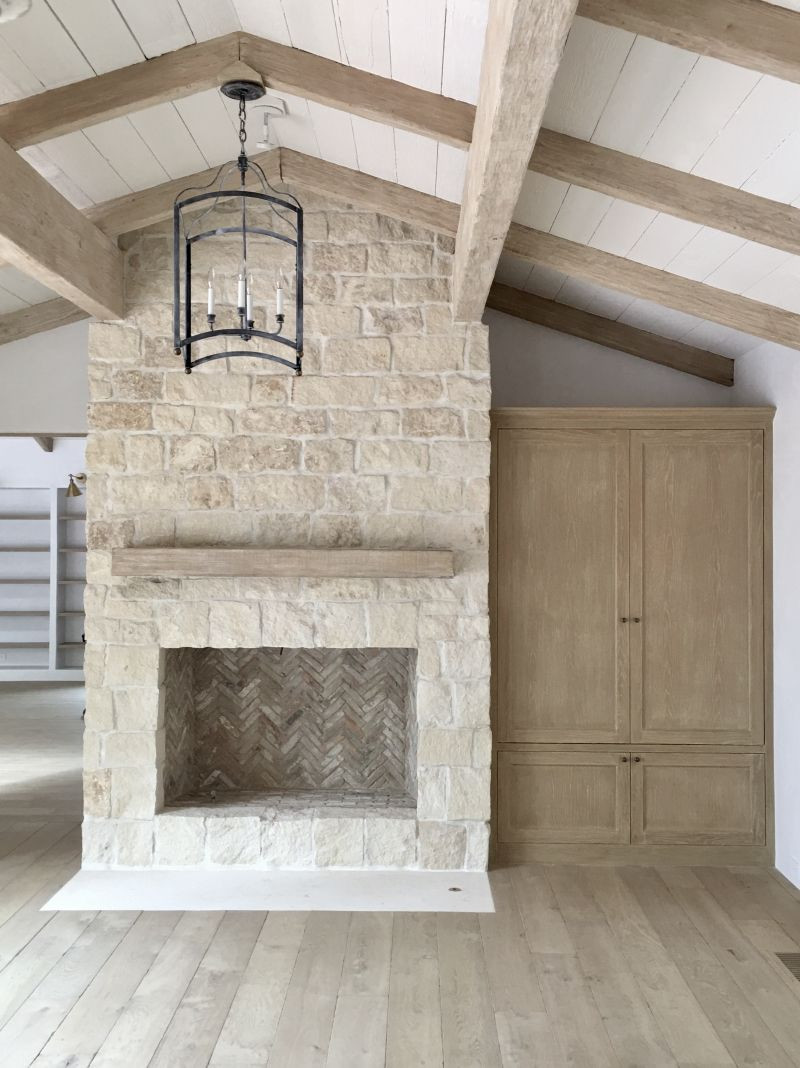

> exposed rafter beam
[505,223,800,349]
[532,130,800,258]
[0,298,89,347]
[578,0,800,84]
[0,137,123,319]
[487,282,735,385]
[0,35,241,149]
[453,0,578,320]
[32,436,54,453]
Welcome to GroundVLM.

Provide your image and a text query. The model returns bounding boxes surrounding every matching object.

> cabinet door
[497,751,630,844]
[631,752,765,845]
[496,429,629,743]
[630,430,764,744]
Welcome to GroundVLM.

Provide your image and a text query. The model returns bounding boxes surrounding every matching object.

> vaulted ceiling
[2,0,800,386]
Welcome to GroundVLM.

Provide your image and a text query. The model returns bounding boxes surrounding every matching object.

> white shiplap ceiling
[1,0,800,364]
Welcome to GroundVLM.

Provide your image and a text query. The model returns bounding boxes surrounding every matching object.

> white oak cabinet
[492,409,773,864]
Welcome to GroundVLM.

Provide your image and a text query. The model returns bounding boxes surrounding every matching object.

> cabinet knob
[633,756,641,762]
[620,617,630,623]
[620,755,628,762]
[632,617,641,623]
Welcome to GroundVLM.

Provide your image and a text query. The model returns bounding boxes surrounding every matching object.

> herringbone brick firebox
[163,646,417,803]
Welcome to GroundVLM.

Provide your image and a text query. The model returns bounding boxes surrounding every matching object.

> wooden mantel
[111,548,455,579]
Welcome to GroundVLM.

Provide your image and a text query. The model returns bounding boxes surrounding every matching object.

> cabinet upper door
[496,429,629,743]
[630,429,764,744]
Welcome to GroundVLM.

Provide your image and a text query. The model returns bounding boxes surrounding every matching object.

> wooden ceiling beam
[487,282,735,385]
[532,129,800,258]
[0,137,123,319]
[453,0,578,321]
[505,222,800,348]
[0,298,88,346]
[578,0,800,84]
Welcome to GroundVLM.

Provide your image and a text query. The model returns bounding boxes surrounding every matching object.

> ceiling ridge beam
[0,137,123,319]
[532,130,800,258]
[505,222,800,349]
[577,0,800,84]
[487,281,735,385]
[0,298,88,347]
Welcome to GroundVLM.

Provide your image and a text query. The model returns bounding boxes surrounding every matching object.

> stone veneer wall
[82,189,491,870]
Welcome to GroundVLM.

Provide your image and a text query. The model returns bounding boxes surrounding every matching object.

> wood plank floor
[2,685,800,1066]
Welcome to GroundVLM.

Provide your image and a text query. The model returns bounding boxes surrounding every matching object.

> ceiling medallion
[173,79,303,375]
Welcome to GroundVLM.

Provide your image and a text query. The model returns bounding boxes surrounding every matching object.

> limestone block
[311,514,363,547]
[403,408,464,439]
[464,822,490,871]
[447,767,491,821]
[105,644,161,687]
[84,686,114,731]
[440,640,490,679]
[366,602,418,647]
[305,272,337,302]
[113,475,187,512]
[428,441,490,478]
[82,818,117,867]
[111,767,160,819]
[89,322,141,362]
[363,514,424,548]
[306,304,361,336]
[327,212,381,242]
[378,216,433,242]
[303,439,355,473]
[394,277,451,304]
[303,578,377,602]
[186,476,233,510]
[88,403,153,431]
[392,336,465,372]
[157,601,209,647]
[375,375,443,406]
[169,436,216,473]
[206,817,261,865]
[326,476,386,512]
[154,815,207,866]
[153,404,195,431]
[309,243,367,273]
[262,602,314,646]
[365,817,417,868]
[416,767,447,820]
[87,520,134,553]
[313,817,364,867]
[416,642,441,680]
[472,728,492,768]
[425,305,466,336]
[175,512,253,547]
[85,433,126,472]
[417,822,466,870]
[423,514,487,551]
[84,770,111,818]
[291,374,375,408]
[314,602,366,647]
[389,477,463,513]
[217,436,300,473]
[358,441,428,474]
[114,820,154,867]
[238,407,327,435]
[125,436,164,473]
[418,728,473,767]
[466,410,490,441]
[237,474,326,512]
[114,687,163,731]
[338,276,392,303]
[303,211,328,240]
[191,408,234,435]
[416,680,452,727]
[446,375,492,409]
[368,243,433,275]
[251,377,291,405]
[363,306,423,335]
[465,478,490,514]
[104,730,160,768]
[437,234,456,254]
[261,817,314,868]
[209,601,261,647]
[466,323,490,372]
[164,372,251,405]
[112,369,163,401]
[452,680,491,728]
[88,365,112,401]
[323,338,391,374]
[329,409,400,438]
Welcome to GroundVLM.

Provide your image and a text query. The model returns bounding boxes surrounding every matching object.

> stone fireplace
[82,188,491,871]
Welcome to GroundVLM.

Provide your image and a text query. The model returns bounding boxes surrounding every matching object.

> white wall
[0,436,86,489]
[488,309,800,887]
[0,322,89,434]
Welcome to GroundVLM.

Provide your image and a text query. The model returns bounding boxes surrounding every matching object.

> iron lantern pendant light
[173,79,303,375]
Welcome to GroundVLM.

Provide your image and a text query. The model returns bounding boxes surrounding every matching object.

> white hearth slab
[44,869,495,913]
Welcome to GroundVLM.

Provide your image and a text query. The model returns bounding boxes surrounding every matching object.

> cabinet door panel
[631,752,765,845]
[497,750,630,844]
[496,429,629,743]
[630,430,764,744]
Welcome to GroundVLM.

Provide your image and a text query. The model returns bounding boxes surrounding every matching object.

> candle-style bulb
[237,260,247,310]
[246,274,254,323]
[207,267,215,316]
[275,267,285,317]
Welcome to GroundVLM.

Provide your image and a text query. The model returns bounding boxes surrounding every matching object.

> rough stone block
[154,815,206,866]
[418,728,473,767]
[111,767,160,819]
[313,817,364,867]
[390,477,463,513]
[323,337,391,374]
[416,767,447,820]
[447,767,491,821]
[303,439,355,473]
[403,408,464,439]
[209,601,261,647]
[365,817,417,868]
[417,822,466,870]
[366,602,418,647]
[114,820,154,867]
[105,645,161,687]
[158,601,209,647]
[358,441,428,474]
[261,817,314,868]
[186,476,233,510]
[206,817,261,865]
[169,436,216,473]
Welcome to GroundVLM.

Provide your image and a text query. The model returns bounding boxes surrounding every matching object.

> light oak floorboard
[386,912,443,1068]
[437,912,502,1068]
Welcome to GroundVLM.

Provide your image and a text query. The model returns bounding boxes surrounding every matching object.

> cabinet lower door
[630,429,764,744]
[497,751,630,844]
[631,752,765,845]
[495,429,629,743]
